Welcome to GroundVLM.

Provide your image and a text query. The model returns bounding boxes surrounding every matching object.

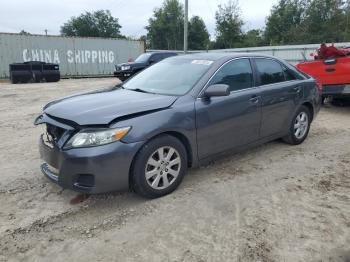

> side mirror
[203,84,230,98]
[149,59,156,65]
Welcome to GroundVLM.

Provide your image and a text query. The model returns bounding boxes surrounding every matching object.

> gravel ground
[0,78,349,262]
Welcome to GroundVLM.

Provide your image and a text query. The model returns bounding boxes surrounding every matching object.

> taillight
[316,81,323,92]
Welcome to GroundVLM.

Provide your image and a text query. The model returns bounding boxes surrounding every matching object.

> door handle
[325,68,335,72]
[250,95,259,104]
[293,86,301,93]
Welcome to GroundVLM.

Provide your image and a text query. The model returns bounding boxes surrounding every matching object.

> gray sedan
[35,53,322,198]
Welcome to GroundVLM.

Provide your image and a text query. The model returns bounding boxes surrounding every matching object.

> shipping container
[0,33,145,78]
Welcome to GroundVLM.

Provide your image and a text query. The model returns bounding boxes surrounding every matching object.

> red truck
[296,44,350,101]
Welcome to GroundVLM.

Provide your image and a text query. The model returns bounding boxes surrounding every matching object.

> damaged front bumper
[35,114,144,194]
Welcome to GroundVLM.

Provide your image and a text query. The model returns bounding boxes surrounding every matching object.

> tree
[60,10,123,38]
[19,30,30,35]
[214,0,244,49]
[264,0,349,45]
[188,16,210,50]
[345,0,350,40]
[302,0,346,43]
[146,0,184,50]
[242,29,265,47]
[264,0,307,45]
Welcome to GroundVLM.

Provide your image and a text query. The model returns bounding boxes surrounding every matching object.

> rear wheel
[283,105,311,145]
[131,135,187,198]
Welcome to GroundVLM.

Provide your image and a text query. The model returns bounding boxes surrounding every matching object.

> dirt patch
[0,79,349,262]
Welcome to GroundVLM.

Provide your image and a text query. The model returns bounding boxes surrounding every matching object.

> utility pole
[184,0,188,53]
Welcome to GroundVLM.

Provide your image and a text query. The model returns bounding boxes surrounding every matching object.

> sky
[0,0,278,38]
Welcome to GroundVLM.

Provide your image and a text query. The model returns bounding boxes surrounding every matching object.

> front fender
[112,97,198,166]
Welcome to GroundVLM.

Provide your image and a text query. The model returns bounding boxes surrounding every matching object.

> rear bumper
[39,135,144,194]
[322,84,350,97]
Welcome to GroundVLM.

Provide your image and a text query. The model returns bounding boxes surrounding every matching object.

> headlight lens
[121,65,131,71]
[64,127,131,149]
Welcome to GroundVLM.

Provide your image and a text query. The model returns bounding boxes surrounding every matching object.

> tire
[283,105,311,145]
[46,77,58,83]
[131,135,188,198]
[11,77,18,84]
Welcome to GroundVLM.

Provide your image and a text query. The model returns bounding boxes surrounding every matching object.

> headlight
[121,65,131,71]
[64,127,131,149]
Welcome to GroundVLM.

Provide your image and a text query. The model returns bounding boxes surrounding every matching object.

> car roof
[178,52,278,61]
[148,51,178,55]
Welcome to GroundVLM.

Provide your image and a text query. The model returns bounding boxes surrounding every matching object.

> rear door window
[255,58,285,85]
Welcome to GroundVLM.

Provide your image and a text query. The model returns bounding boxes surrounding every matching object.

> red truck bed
[296,44,350,98]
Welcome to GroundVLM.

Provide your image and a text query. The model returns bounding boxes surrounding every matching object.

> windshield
[135,53,152,63]
[123,58,213,96]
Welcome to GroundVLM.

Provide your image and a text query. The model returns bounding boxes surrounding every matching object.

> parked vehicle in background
[35,53,321,198]
[297,44,350,100]
[9,61,60,84]
[114,52,178,81]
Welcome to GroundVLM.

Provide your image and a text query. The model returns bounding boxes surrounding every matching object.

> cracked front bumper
[39,135,144,194]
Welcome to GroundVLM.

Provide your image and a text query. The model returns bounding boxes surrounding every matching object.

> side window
[255,59,285,85]
[209,59,254,92]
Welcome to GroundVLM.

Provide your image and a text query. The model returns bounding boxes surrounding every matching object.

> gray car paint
[44,88,178,126]
[36,53,321,194]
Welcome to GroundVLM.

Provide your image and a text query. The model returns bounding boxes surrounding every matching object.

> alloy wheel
[294,112,309,139]
[145,146,181,190]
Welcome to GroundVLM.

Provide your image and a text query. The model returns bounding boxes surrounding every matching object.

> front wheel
[131,135,187,198]
[283,105,311,145]
[11,77,18,84]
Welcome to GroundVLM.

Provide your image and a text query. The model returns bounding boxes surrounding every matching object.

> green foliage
[214,0,244,49]
[242,29,266,47]
[146,0,211,50]
[302,0,346,43]
[146,0,184,50]
[188,16,210,50]
[264,0,349,45]
[60,10,123,38]
[264,0,306,45]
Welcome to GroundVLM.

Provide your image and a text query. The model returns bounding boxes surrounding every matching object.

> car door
[253,58,303,138]
[195,58,262,159]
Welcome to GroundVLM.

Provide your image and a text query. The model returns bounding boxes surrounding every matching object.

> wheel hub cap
[145,146,181,190]
[294,112,309,139]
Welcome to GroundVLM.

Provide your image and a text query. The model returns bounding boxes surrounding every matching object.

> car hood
[43,87,178,126]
